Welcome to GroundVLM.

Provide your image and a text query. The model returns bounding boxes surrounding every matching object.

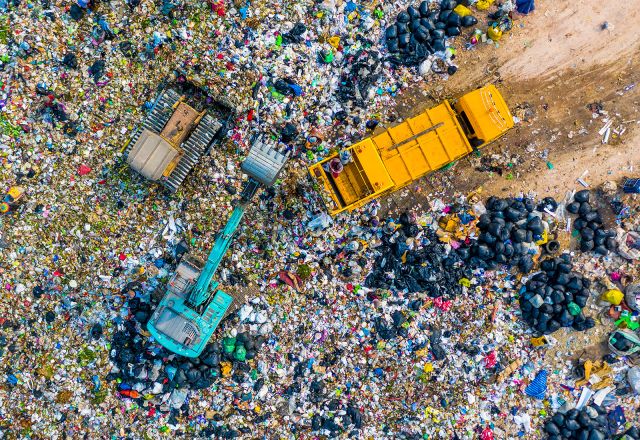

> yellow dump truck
[308,84,514,215]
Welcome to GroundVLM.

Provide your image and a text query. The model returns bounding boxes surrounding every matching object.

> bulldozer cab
[160,101,203,147]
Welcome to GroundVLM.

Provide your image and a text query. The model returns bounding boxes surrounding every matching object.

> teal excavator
[147,140,289,358]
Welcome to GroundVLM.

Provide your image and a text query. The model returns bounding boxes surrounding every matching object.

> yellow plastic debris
[453,4,472,17]
[601,289,624,305]
[475,0,495,10]
[328,36,341,49]
[535,229,549,245]
[458,278,471,287]
[487,25,502,41]
[221,361,233,377]
[531,336,548,347]
[423,363,434,373]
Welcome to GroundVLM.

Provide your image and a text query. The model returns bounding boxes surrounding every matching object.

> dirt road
[385,0,640,215]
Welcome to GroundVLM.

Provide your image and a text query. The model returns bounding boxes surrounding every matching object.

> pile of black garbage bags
[385,0,478,66]
[544,405,639,440]
[364,212,469,297]
[566,190,617,255]
[460,196,543,273]
[519,253,595,335]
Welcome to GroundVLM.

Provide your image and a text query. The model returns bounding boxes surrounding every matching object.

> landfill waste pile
[385,0,479,68]
[2,0,640,436]
[519,254,595,334]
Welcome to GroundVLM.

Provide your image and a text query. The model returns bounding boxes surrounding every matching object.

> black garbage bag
[420,18,436,30]
[461,15,478,27]
[435,21,447,31]
[431,38,445,52]
[578,202,592,216]
[419,1,429,16]
[387,39,399,53]
[566,201,580,214]
[537,197,558,212]
[447,12,461,27]
[439,9,451,22]
[441,0,457,9]
[88,59,105,82]
[347,405,363,428]
[201,352,220,367]
[385,25,398,40]
[398,33,411,47]
[431,344,446,361]
[282,22,306,44]
[62,52,78,69]
[574,190,590,203]
[526,216,544,234]
[414,26,430,42]
[45,311,56,323]
[69,3,85,20]
[33,285,44,299]
[311,414,323,431]
[397,11,411,23]
[281,123,298,143]
[185,367,202,384]
[392,310,406,327]
[407,5,420,19]
[446,26,461,37]
[90,323,103,339]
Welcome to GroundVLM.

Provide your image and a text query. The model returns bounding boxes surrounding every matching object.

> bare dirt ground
[384,0,640,215]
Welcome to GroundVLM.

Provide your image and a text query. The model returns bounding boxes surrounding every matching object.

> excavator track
[123,88,181,158]
[162,113,221,192]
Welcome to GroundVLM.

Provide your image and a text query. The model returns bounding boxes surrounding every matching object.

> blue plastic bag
[516,0,535,14]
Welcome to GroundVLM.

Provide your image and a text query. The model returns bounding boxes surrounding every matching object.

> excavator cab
[147,140,289,358]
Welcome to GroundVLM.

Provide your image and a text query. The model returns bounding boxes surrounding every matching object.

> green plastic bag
[234,345,247,362]
[222,337,236,354]
[567,302,581,316]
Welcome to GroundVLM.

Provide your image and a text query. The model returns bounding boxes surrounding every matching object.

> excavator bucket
[241,140,289,187]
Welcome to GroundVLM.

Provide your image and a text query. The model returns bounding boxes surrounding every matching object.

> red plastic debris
[484,351,497,368]
[481,427,494,440]
[480,426,494,440]
[78,164,92,176]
